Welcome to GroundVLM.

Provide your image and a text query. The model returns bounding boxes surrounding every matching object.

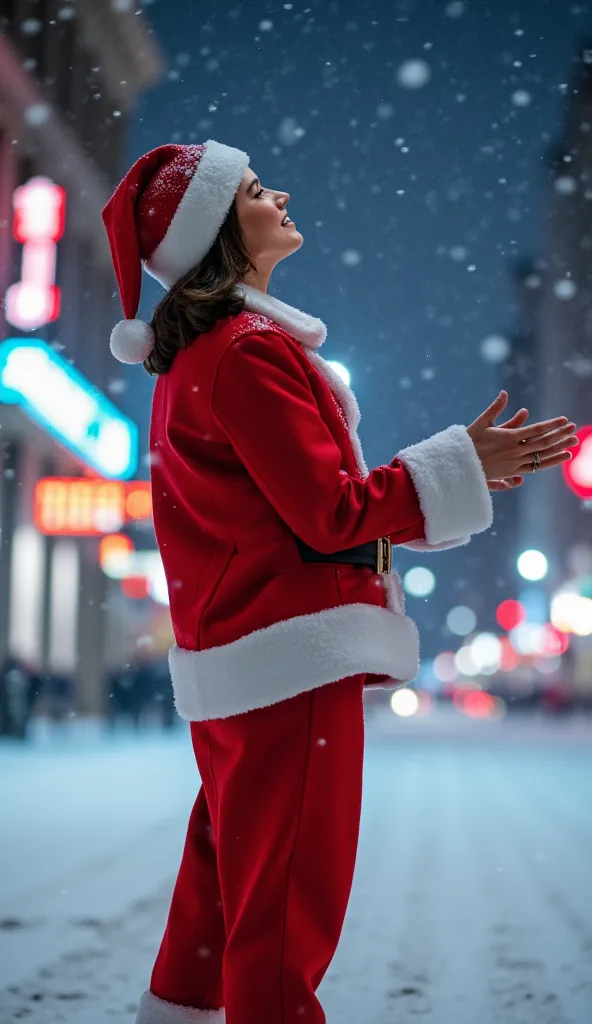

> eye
[254,188,264,198]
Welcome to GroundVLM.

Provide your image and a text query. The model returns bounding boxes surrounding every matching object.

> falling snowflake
[566,355,592,376]
[258,19,273,31]
[397,60,432,89]
[554,175,577,195]
[57,6,76,20]
[554,278,577,300]
[450,245,467,261]
[341,249,361,267]
[480,335,511,363]
[20,18,42,34]
[106,378,127,394]
[421,367,436,380]
[112,0,134,10]
[524,273,541,289]
[445,1,466,17]
[376,102,394,120]
[512,90,531,107]
[277,116,305,145]
[24,104,51,126]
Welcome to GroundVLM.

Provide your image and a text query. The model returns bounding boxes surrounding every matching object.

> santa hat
[102,140,250,364]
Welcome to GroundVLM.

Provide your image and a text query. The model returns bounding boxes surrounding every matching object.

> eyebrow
[246,177,260,195]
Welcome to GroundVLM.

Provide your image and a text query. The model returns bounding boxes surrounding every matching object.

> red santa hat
[102,140,250,364]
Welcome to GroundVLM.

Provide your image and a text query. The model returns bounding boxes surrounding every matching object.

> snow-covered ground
[2,709,592,1023]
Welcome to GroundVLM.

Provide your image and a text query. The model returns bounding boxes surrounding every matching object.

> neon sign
[563,425,592,500]
[34,478,152,536]
[0,339,138,479]
[5,177,66,332]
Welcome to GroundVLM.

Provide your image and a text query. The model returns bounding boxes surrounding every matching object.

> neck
[240,265,272,294]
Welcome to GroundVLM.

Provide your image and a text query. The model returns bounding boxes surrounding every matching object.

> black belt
[294,535,392,575]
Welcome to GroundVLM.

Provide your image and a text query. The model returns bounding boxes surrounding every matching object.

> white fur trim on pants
[136,990,224,1023]
[169,602,420,722]
[397,424,493,550]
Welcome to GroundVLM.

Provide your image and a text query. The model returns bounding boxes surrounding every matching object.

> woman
[102,140,577,1024]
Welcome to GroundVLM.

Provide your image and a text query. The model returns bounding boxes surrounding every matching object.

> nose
[278,192,290,207]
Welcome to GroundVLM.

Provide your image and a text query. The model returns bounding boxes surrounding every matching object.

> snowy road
[1,710,592,1023]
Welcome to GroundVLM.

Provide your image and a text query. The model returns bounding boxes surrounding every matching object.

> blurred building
[496,42,592,690]
[0,4,163,712]
[517,42,592,576]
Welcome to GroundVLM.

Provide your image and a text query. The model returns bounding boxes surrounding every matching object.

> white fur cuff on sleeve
[397,424,493,547]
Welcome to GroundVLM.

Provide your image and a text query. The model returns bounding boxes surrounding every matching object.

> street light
[326,360,351,386]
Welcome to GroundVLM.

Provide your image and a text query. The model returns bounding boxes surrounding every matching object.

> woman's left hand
[485,405,529,492]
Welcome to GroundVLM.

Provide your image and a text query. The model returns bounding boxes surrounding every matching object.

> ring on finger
[532,450,541,471]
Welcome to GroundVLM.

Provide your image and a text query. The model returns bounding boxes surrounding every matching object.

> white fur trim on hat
[110,319,155,365]
[145,139,249,289]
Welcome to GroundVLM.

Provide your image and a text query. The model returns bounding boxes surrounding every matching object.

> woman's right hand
[466,391,578,486]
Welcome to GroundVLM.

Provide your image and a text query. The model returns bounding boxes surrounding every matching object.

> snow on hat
[102,140,250,364]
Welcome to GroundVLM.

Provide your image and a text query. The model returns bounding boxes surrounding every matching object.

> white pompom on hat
[101,140,250,364]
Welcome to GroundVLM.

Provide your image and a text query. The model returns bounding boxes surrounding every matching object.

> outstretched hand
[487,404,529,491]
[466,391,578,494]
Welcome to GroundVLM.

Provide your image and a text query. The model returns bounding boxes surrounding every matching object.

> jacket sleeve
[211,331,492,554]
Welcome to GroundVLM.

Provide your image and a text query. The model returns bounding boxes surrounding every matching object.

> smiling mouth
[281,214,295,227]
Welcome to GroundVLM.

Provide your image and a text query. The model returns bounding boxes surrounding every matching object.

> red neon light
[562,425,592,500]
[5,177,65,332]
[34,478,152,536]
[13,177,66,244]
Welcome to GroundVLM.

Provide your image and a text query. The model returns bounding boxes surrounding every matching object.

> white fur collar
[235,282,327,350]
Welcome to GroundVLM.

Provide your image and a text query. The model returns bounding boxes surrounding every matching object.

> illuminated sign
[0,339,138,479]
[34,478,152,535]
[5,177,66,331]
[563,425,592,500]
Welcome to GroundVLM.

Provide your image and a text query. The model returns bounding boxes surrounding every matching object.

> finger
[499,408,529,429]
[488,477,524,491]
[514,415,569,442]
[518,425,576,456]
[518,451,573,474]
[474,391,509,428]
[525,436,579,461]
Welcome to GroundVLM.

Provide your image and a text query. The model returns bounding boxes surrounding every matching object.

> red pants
[150,674,366,1023]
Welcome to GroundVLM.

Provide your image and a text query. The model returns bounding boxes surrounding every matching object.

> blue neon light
[0,339,138,480]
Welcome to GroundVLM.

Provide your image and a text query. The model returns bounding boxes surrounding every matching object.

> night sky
[125,0,591,654]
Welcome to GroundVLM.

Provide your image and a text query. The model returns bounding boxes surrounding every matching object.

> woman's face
[235,168,303,277]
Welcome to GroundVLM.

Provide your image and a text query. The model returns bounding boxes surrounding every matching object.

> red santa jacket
[149,283,493,721]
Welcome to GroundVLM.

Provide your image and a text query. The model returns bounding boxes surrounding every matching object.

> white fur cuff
[135,990,224,1023]
[397,424,493,546]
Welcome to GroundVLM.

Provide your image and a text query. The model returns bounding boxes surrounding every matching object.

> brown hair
[144,198,256,376]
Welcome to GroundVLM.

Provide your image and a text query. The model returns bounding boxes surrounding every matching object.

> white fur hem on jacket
[169,603,420,722]
[397,424,493,550]
[135,990,224,1022]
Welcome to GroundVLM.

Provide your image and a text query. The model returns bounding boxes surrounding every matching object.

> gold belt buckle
[376,536,392,575]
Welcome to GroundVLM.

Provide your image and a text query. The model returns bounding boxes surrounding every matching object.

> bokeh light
[325,360,350,386]
[496,599,526,631]
[390,688,420,717]
[517,549,549,581]
[446,605,477,636]
[403,566,436,597]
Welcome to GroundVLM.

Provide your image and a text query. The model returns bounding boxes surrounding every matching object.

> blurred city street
[1,706,591,1024]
